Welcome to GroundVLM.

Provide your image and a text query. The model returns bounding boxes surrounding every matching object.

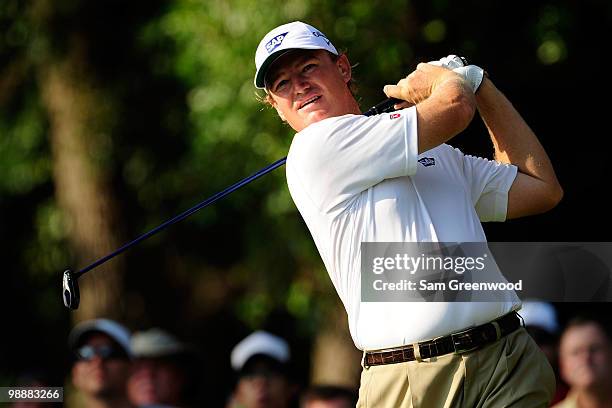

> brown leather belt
[364,311,522,367]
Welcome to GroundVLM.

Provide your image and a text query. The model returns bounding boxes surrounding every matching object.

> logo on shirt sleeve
[389,113,401,119]
[266,32,289,53]
[418,157,436,167]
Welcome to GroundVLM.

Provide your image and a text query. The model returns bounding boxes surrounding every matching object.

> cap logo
[312,31,330,45]
[265,32,288,54]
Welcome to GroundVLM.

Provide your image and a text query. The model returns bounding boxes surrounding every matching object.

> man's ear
[268,94,287,121]
[336,54,352,84]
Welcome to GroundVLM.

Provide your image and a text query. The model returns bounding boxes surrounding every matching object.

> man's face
[266,50,357,132]
[71,333,130,398]
[559,323,612,390]
[127,358,185,406]
[304,398,354,408]
[233,360,293,408]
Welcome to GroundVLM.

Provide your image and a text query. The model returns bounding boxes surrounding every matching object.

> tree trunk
[38,37,124,321]
[311,300,362,388]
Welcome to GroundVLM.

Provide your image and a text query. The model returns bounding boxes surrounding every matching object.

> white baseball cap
[69,318,132,357]
[254,21,338,89]
[520,301,559,334]
[230,331,290,371]
[131,328,190,358]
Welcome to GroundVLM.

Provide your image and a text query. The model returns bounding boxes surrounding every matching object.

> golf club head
[63,269,80,310]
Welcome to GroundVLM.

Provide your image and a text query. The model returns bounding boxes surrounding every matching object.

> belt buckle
[362,352,370,369]
[450,329,480,354]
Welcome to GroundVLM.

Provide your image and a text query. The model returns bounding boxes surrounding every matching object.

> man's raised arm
[384,63,477,154]
[475,77,563,218]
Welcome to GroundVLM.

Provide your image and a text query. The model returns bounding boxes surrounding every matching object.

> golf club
[62,97,401,310]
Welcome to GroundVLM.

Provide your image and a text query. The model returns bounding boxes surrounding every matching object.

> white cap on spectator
[131,328,189,358]
[231,331,290,371]
[520,301,559,334]
[69,318,132,357]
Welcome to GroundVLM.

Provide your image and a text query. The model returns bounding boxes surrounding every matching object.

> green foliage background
[1,0,610,404]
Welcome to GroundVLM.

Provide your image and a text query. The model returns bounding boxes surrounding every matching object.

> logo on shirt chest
[418,157,436,167]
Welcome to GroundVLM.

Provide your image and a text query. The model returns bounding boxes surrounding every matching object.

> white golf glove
[428,55,467,70]
[428,54,485,93]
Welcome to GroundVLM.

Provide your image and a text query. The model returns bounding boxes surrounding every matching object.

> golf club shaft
[73,97,400,278]
[75,156,287,278]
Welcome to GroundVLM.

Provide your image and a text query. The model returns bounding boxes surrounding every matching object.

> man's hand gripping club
[381,58,479,154]
[383,55,485,109]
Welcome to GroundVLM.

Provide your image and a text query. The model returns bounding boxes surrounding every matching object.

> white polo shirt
[286,107,521,351]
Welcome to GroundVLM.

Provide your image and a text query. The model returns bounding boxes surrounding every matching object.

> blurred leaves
[534,4,570,65]
[0,0,601,323]
[422,19,446,43]
[0,102,50,194]
[2,0,611,395]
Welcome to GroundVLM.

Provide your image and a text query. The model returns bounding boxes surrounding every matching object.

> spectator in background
[521,301,568,405]
[127,328,199,407]
[69,319,133,408]
[553,318,612,408]
[300,385,357,408]
[227,331,297,408]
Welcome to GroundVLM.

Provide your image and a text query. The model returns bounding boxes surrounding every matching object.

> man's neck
[349,98,362,116]
[576,387,612,408]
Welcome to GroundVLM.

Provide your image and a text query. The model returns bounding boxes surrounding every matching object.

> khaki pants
[357,328,555,408]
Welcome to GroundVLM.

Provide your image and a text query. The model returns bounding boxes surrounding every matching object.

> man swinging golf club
[254,21,563,407]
